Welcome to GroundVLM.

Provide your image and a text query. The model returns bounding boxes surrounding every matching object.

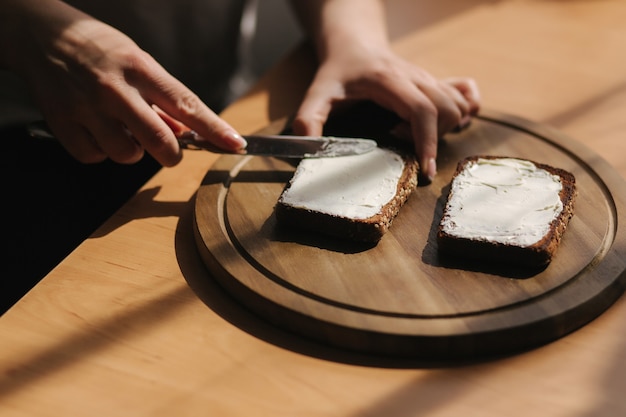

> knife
[26,121,377,159]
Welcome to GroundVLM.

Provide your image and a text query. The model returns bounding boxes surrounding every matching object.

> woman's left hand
[291,45,480,181]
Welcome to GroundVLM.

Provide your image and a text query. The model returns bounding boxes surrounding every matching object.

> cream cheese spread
[279,148,405,219]
[440,157,564,247]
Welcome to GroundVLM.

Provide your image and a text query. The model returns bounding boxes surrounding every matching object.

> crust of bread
[275,150,419,242]
[437,155,577,267]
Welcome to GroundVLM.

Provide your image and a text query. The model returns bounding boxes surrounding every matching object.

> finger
[437,81,473,129]
[152,104,188,135]
[48,120,108,164]
[87,118,145,165]
[415,81,464,135]
[355,77,440,181]
[439,81,471,117]
[374,81,440,181]
[292,81,341,137]
[135,65,246,152]
[443,77,481,114]
[121,106,182,167]
[408,103,439,182]
[70,60,186,166]
[100,80,182,166]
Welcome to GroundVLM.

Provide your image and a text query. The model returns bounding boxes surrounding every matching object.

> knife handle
[176,130,238,153]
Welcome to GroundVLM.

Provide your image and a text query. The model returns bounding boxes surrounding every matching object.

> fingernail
[227,131,247,149]
[426,158,437,182]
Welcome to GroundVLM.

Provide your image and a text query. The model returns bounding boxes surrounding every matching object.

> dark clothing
[1,126,161,314]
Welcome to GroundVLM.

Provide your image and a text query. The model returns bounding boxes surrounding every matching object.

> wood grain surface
[193,109,626,359]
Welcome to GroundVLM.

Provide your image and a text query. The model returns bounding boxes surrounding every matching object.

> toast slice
[275,147,419,242]
[437,155,577,267]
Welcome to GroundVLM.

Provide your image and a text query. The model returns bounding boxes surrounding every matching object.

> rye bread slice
[275,148,419,243]
[437,155,577,267]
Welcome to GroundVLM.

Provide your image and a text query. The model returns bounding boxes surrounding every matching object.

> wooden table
[2,1,626,415]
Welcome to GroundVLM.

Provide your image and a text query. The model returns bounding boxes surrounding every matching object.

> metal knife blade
[178,131,377,158]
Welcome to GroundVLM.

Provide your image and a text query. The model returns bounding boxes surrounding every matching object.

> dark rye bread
[437,155,577,267]
[275,148,419,243]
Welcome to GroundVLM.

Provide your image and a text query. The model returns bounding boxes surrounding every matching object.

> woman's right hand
[0,0,246,166]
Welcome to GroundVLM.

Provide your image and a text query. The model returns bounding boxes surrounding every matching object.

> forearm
[290,0,389,62]
[0,0,85,72]
[0,0,35,69]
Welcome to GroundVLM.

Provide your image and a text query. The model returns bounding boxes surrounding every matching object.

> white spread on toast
[279,147,405,219]
[440,157,564,247]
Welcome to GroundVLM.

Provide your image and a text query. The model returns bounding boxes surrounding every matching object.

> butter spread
[440,157,564,247]
[279,148,405,219]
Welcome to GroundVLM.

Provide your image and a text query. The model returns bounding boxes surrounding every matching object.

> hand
[291,45,480,181]
[2,0,246,166]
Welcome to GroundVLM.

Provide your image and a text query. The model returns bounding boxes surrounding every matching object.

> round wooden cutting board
[192,109,626,360]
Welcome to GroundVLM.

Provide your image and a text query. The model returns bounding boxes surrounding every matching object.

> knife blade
[26,121,378,158]
[178,130,377,158]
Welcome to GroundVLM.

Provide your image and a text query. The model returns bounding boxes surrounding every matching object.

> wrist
[0,0,30,69]
[293,0,390,62]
